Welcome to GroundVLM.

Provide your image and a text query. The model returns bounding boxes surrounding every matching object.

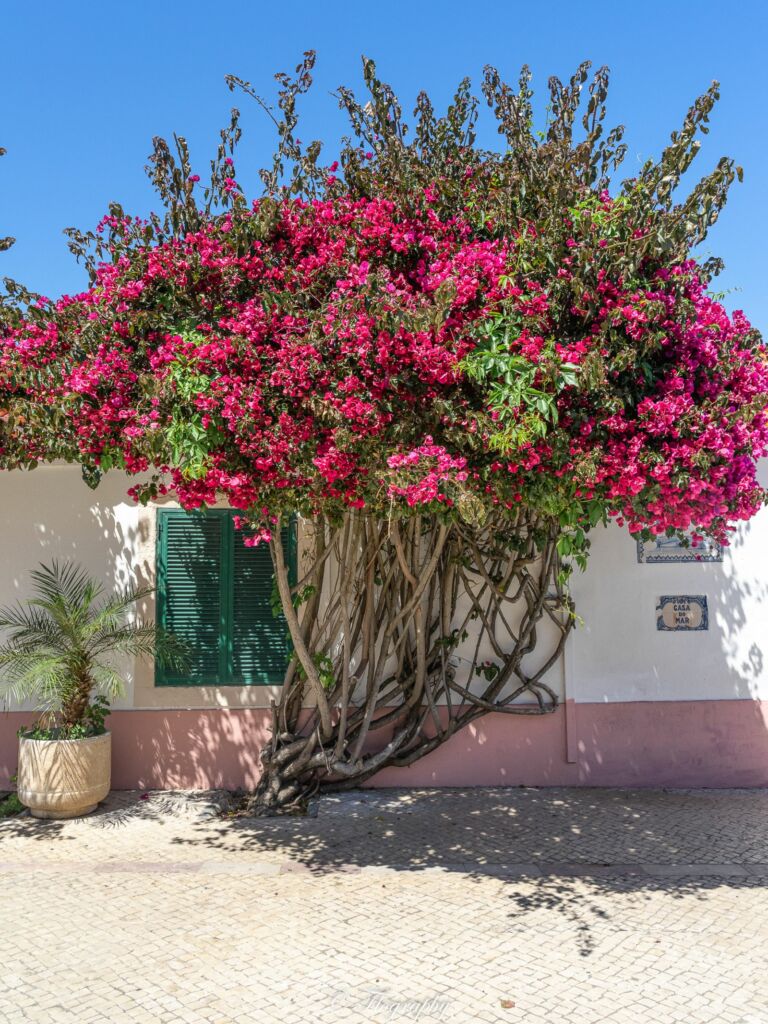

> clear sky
[1,1,766,331]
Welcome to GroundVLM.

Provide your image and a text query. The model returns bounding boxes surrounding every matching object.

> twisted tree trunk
[248,511,572,812]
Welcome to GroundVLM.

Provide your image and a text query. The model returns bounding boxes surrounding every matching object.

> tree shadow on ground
[2,786,766,956]
[170,786,768,867]
[497,869,768,957]
[0,788,224,841]
[163,785,768,957]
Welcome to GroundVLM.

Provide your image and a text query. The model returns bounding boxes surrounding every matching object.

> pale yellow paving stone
[2,791,768,1024]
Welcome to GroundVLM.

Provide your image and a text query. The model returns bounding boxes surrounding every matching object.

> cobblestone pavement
[1,787,767,1024]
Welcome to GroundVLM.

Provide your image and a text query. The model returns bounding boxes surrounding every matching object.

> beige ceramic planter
[17,732,111,819]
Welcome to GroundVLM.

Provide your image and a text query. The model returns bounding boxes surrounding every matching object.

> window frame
[154,508,297,687]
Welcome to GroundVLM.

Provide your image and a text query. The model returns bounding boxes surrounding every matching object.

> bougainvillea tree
[1,56,766,808]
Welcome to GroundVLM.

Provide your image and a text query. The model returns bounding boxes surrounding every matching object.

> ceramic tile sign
[637,532,722,564]
[656,595,709,632]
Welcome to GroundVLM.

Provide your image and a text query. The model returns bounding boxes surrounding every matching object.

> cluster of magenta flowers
[1,188,766,545]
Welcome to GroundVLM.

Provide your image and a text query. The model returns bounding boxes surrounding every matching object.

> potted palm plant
[0,561,185,819]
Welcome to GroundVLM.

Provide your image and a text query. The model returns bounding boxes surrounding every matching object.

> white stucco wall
[0,462,766,711]
[570,462,768,703]
[0,465,147,711]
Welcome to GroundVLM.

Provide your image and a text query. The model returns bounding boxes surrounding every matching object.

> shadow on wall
[566,465,768,786]
[109,709,270,791]
[0,467,152,600]
[0,467,150,764]
[714,514,767,696]
[375,497,768,788]
[0,467,276,789]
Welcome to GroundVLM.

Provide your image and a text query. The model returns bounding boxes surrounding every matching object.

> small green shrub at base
[19,695,111,740]
[0,792,24,818]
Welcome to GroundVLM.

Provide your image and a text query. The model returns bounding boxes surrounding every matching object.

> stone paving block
[2,786,768,1024]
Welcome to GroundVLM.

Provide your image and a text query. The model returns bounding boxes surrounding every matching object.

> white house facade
[1,463,767,791]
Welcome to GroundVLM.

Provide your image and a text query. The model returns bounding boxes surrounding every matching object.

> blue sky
[1,1,766,331]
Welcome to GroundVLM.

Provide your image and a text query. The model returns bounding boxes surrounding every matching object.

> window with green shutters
[155,509,296,686]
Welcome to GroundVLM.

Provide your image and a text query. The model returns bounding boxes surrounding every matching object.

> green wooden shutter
[230,523,292,684]
[156,510,225,685]
[156,510,296,687]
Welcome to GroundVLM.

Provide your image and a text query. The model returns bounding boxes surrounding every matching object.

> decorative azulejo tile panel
[636,534,722,564]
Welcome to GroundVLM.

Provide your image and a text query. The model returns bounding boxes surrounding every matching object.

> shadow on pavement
[3,785,766,956]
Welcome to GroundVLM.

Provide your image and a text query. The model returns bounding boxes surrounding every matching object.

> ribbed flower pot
[17,732,111,819]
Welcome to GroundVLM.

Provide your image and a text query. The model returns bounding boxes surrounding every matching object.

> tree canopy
[1,57,766,805]
[1,56,765,561]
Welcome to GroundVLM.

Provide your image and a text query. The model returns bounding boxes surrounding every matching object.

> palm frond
[29,561,103,611]
[90,621,189,672]
[0,651,69,708]
[90,662,127,702]
[0,605,69,653]
[82,584,155,640]
[0,561,185,727]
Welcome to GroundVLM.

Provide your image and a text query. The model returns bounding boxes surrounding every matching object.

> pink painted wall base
[1,699,767,791]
